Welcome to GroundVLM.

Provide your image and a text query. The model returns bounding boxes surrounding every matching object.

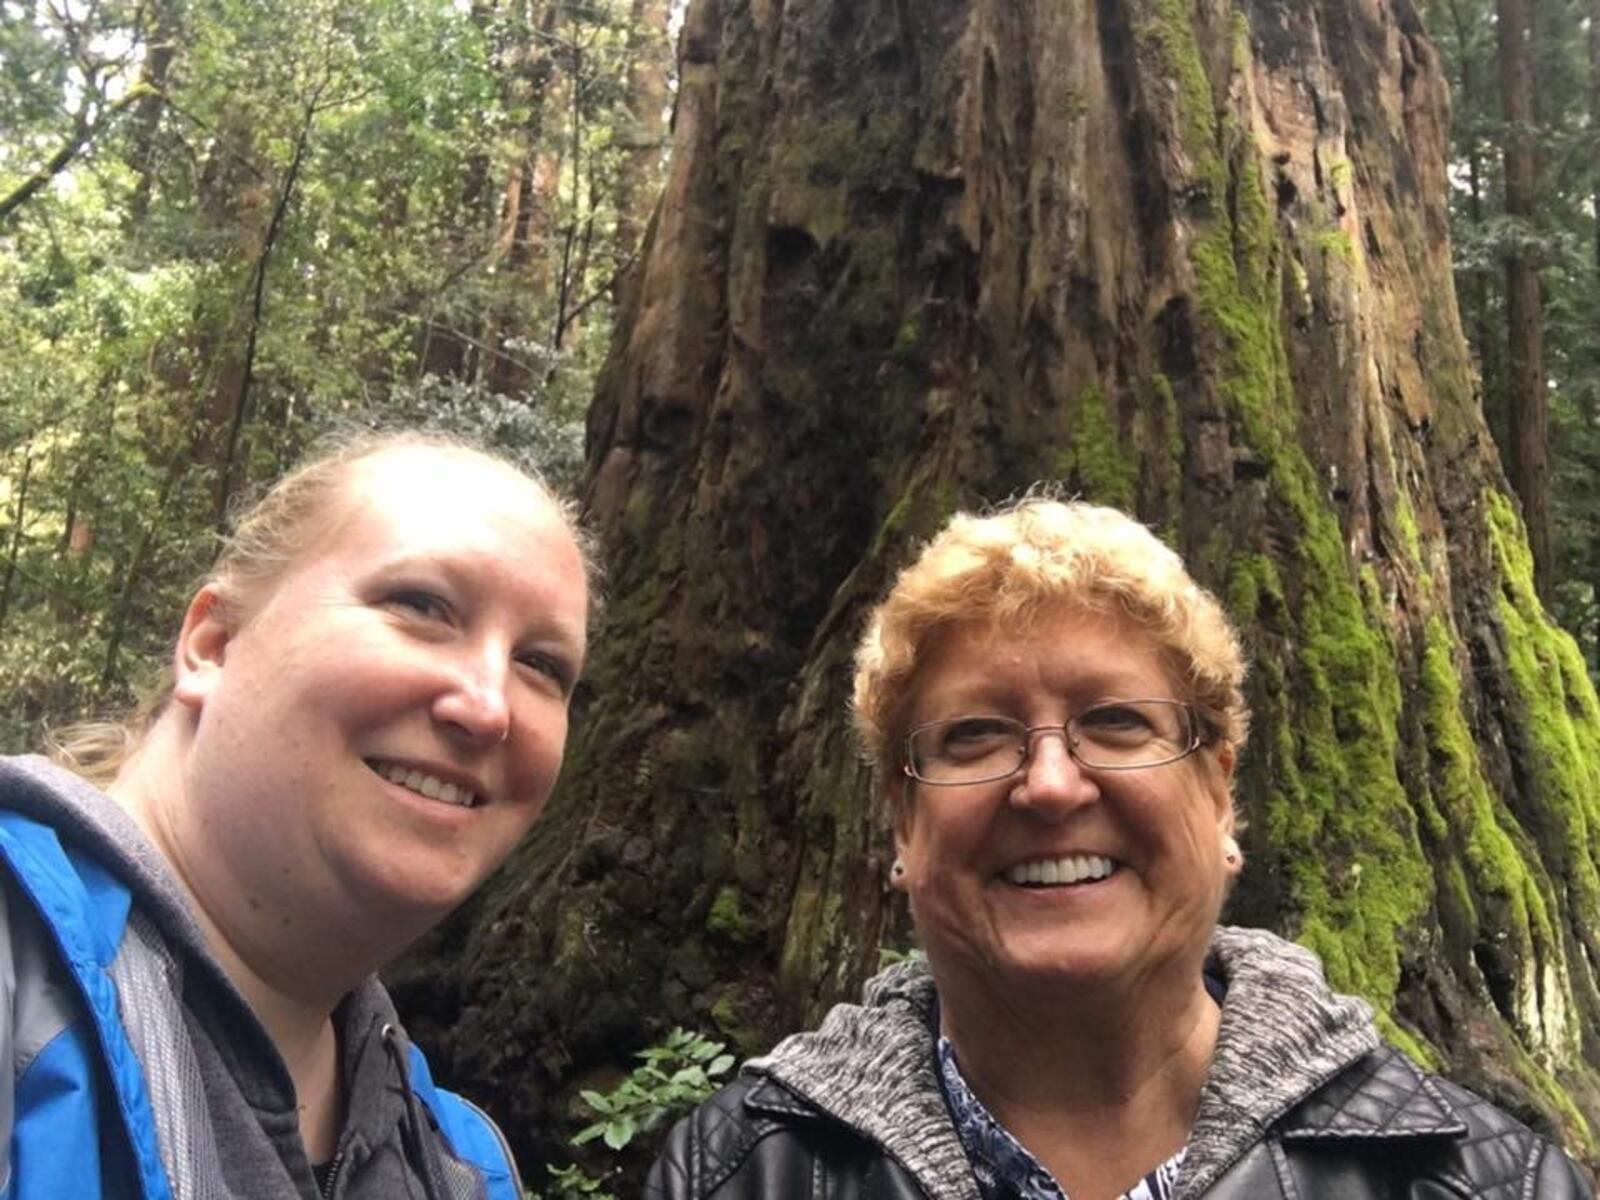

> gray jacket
[0,754,517,1200]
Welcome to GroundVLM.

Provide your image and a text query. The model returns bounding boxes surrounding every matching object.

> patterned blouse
[935,1037,1185,1200]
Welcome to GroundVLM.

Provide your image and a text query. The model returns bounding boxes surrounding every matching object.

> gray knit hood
[748,925,1381,1200]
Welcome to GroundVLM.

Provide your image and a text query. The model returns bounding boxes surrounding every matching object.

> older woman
[0,432,590,1200]
[647,498,1590,1199]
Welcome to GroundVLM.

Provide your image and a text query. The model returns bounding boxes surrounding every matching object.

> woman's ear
[172,584,234,711]
[889,773,915,890]
[1209,742,1237,822]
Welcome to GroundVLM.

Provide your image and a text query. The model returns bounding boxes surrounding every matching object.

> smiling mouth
[367,760,481,808]
[1005,855,1119,888]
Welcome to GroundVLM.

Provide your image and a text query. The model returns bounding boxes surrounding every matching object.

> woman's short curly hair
[851,497,1249,788]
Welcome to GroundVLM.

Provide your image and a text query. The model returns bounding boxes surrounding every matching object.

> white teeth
[373,762,475,807]
[1006,855,1116,887]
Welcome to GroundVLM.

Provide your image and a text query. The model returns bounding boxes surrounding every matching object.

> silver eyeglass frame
[902,699,1205,786]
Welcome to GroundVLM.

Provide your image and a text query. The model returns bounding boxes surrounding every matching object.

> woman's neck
[109,729,349,1160]
[938,972,1221,1200]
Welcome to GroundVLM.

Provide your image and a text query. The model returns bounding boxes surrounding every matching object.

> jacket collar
[1178,927,1383,1195]
[749,927,1403,1200]
[748,959,981,1200]
[1275,1046,1468,1141]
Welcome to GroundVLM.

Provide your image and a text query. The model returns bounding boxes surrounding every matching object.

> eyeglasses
[904,699,1203,785]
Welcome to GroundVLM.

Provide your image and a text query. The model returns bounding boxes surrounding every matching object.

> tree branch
[0,83,155,226]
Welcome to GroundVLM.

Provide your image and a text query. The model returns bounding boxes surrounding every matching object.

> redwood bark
[400,0,1600,1179]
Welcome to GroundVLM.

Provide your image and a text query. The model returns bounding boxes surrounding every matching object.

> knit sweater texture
[747,926,1380,1200]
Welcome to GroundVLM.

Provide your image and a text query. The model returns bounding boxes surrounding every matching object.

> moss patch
[1486,491,1600,931]
[1418,613,1567,1051]
[1314,228,1356,266]
[1053,385,1137,509]
[1395,495,1421,566]
[765,111,912,248]
[707,885,759,945]
[1141,0,1431,1011]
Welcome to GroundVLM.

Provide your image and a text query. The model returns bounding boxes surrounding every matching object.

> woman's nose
[1009,729,1097,814]
[433,651,512,746]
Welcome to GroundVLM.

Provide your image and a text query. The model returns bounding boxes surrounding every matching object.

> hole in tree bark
[768,225,819,273]
[1364,218,1383,260]
[1276,174,1298,211]
[1155,295,1198,382]
[640,397,696,452]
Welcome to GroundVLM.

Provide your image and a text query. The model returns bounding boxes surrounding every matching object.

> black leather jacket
[646,1046,1593,1199]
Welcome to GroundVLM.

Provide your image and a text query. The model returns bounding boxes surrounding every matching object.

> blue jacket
[0,757,519,1200]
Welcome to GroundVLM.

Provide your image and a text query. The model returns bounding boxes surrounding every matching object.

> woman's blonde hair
[46,429,596,786]
[851,496,1249,791]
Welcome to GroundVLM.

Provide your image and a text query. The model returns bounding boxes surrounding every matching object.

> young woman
[1,432,591,1200]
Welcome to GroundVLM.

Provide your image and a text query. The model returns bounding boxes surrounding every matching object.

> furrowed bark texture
[402,0,1600,1174]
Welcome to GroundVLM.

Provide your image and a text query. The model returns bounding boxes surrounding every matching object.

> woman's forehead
[264,449,578,598]
[331,447,557,537]
[908,607,1178,705]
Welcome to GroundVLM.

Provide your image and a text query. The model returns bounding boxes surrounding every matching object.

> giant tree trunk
[405,0,1600,1176]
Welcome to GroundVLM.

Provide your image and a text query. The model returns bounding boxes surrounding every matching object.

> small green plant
[537,1163,616,1199]
[574,1028,735,1150]
[535,1028,736,1199]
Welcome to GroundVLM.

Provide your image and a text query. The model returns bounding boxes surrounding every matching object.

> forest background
[7,0,1600,1191]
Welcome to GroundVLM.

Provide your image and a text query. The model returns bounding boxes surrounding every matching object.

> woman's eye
[516,651,572,693]
[387,589,452,622]
[938,718,1016,756]
[1078,705,1155,737]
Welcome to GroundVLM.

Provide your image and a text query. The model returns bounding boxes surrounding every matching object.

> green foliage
[876,943,925,969]
[706,885,758,944]
[0,0,671,746]
[572,1029,735,1152]
[535,1029,735,1200]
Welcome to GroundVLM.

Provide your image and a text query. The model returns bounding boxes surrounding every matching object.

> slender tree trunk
[1446,0,1506,454]
[400,0,1600,1180]
[99,447,191,692]
[0,449,33,636]
[1497,0,1552,600]
[215,94,320,531]
[126,1,179,229]
[614,0,671,262]
[480,2,565,398]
